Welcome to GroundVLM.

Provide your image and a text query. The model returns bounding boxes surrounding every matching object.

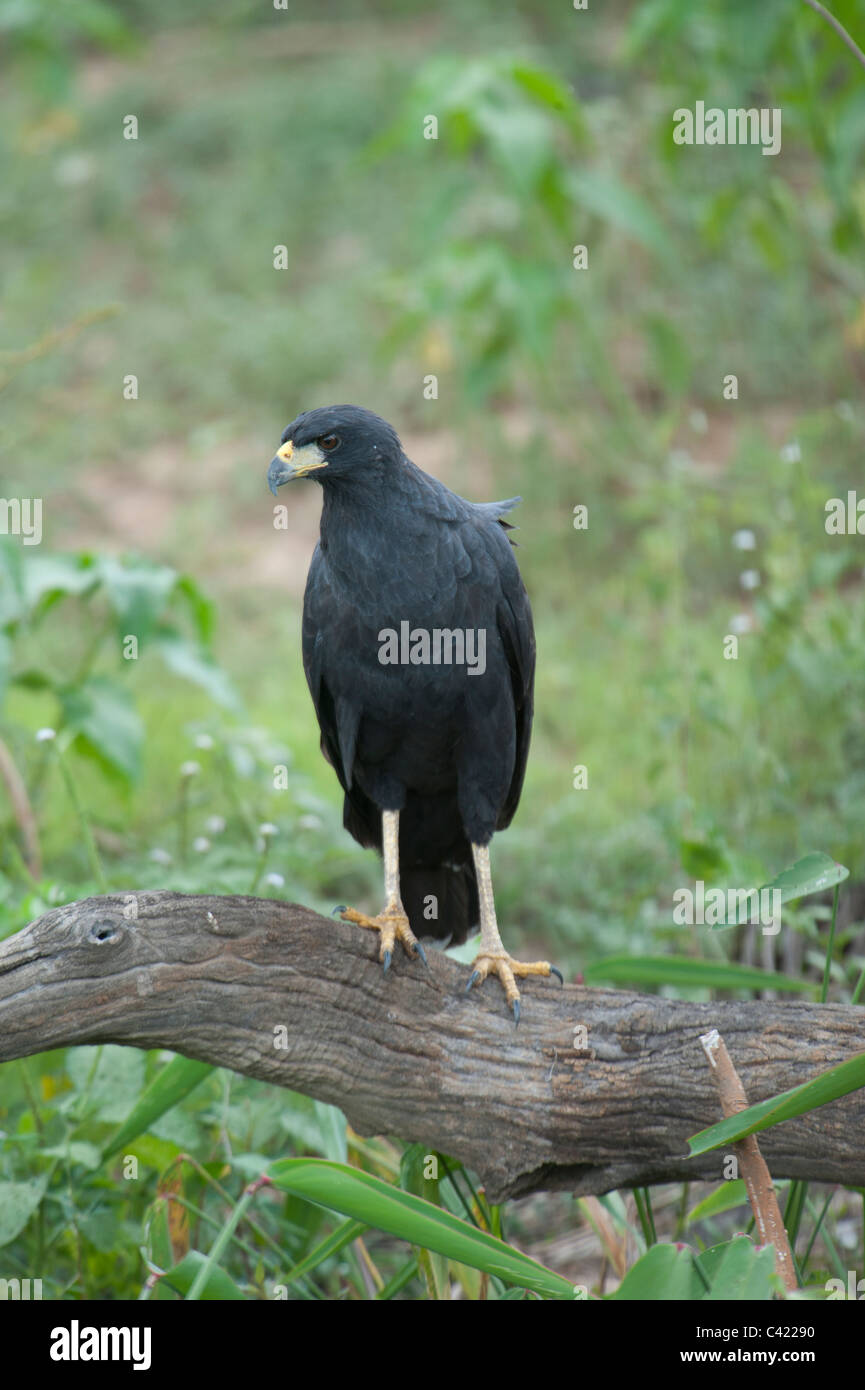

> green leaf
[687,1180,750,1224]
[689,1049,865,1156]
[766,852,849,904]
[584,955,812,992]
[67,1044,145,1122]
[0,1175,49,1247]
[93,554,179,644]
[609,1242,698,1299]
[41,1141,102,1170]
[727,853,850,926]
[568,169,675,265]
[311,1100,347,1164]
[22,553,97,615]
[269,1158,574,1299]
[155,631,240,710]
[509,62,585,137]
[102,1055,213,1161]
[60,676,143,783]
[282,1218,367,1289]
[695,1236,779,1301]
[610,1236,778,1300]
[160,1249,245,1300]
[174,574,216,644]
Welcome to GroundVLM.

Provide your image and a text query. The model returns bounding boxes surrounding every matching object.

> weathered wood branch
[1,891,863,1202]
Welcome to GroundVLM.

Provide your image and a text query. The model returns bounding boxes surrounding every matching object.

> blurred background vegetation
[0,0,864,1299]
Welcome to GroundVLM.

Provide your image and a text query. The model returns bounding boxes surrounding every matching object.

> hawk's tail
[400,860,478,948]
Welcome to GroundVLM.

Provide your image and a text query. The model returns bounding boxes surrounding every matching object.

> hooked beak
[267,439,328,494]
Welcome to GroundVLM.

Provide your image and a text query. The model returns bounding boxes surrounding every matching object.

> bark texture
[1,891,863,1202]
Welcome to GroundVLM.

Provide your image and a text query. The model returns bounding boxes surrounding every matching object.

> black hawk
[267,404,560,1020]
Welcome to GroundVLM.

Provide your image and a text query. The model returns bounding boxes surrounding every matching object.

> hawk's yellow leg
[338,810,426,973]
[465,843,562,1024]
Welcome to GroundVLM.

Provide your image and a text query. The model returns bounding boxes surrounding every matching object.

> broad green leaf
[102,1056,213,1161]
[60,677,143,783]
[93,554,178,643]
[160,1250,245,1300]
[269,1158,574,1299]
[584,955,811,992]
[67,1045,145,1122]
[610,1236,777,1300]
[725,853,850,926]
[689,1049,865,1155]
[610,1242,698,1299]
[155,631,240,710]
[0,1175,49,1247]
[766,853,849,905]
[695,1236,779,1300]
[22,553,97,613]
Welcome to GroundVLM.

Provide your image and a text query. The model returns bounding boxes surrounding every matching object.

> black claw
[550,966,564,985]
[512,998,521,1027]
[382,949,392,975]
[331,904,347,918]
[465,969,481,994]
[414,940,429,968]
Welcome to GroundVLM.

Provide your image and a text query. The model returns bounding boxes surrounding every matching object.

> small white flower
[258,822,278,839]
[264,872,285,888]
[35,727,56,743]
[193,836,211,854]
[205,815,226,834]
[179,760,201,779]
[55,153,95,187]
[195,733,215,750]
[149,847,172,865]
[739,570,760,590]
[298,814,322,832]
[689,409,708,434]
[732,529,756,551]
[730,613,753,635]
[780,440,800,464]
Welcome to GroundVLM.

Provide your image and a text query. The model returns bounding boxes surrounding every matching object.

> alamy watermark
[673,102,781,157]
[674,881,781,935]
[377,622,487,676]
[0,497,42,544]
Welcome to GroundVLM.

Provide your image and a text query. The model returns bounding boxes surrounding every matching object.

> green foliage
[611,1236,782,1301]
[0,544,237,790]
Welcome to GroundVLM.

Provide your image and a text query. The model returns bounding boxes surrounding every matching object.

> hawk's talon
[465,951,560,1019]
[331,904,347,918]
[338,903,423,974]
[550,966,564,985]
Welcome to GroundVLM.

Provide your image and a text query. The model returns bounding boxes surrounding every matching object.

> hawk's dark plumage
[268,404,535,949]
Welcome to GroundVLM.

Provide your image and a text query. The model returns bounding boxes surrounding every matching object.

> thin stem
[802,0,865,73]
[820,883,840,1003]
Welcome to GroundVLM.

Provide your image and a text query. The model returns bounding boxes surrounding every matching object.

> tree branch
[1,891,864,1202]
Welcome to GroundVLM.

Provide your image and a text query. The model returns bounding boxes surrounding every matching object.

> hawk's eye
[319,434,340,451]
